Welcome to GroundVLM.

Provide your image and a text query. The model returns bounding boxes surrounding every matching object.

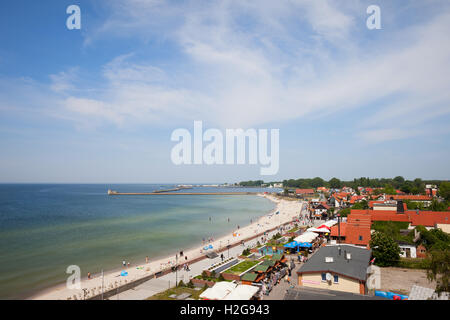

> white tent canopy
[294,232,318,243]
[224,284,260,300]
[307,227,329,233]
[323,220,337,227]
[199,282,237,300]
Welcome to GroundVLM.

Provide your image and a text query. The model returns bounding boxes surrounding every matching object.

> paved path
[109,228,284,300]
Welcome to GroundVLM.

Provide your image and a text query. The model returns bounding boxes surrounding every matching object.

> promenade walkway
[109,228,282,300]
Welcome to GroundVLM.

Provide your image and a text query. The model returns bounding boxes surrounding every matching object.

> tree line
[240,177,450,198]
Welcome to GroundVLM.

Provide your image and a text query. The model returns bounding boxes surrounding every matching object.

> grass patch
[286,227,299,233]
[225,260,260,275]
[147,286,206,300]
[371,221,414,244]
[396,258,431,269]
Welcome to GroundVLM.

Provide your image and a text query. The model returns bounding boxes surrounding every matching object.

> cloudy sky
[0,0,449,183]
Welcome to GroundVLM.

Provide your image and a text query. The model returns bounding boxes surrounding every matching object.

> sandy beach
[31,194,304,300]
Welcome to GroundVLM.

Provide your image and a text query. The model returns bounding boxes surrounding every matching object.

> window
[359,235,363,241]
[321,273,326,281]
[334,275,339,283]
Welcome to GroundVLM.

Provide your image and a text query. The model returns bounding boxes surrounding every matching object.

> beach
[31,194,304,300]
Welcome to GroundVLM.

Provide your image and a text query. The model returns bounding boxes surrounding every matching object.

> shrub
[370,231,401,267]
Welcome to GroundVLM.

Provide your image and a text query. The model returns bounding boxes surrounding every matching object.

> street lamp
[175,253,178,287]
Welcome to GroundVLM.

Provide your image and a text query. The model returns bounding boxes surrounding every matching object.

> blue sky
[0,0,449,183]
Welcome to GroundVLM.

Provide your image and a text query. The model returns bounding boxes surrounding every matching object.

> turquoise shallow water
[0,184,278,299]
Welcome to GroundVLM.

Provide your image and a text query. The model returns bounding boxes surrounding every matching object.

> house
[425,185,438,197]
[387,195,432,207]
[317,187,329,193]
[397,242,417,258]
[416,245,427,258]
[408,211,450,230]
[310,202,330,219]
[296,244,372,295]
[330,215,371,247]
[369,200,407,212]
[296,189,315,196]
[350,195,367,204]
[330,222,347,243]
[329,194,345,208]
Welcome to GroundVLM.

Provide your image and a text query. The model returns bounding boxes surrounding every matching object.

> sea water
[0,184,278,299]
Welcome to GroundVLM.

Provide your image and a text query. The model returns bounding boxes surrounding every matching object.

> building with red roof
[387,195,432,202]
[330,214,371,247]
[296,189,315,195]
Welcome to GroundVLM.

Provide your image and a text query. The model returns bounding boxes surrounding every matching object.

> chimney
[397,200,404,213]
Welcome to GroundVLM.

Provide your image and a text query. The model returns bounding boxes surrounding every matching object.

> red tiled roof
[313,203,330,210]
[330,222,347,237]
[387,195,432,201]
[350,195,366,204]
[296,189,314,194]
[371,212,410,222]
[407,211,450,227]
[345,224,371,246]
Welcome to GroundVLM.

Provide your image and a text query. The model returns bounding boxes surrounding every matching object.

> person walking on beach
[87,272,91,280]
[123,260,126,268]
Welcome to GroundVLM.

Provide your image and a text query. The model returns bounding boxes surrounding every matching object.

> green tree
[429,199,448,212]
[370,232,401,267]
[338,208,350,217]
[311,177,325,188]
[393,176,405,188]
[426,249,450,294]
[383,184,397,195]
[352,200,369,210]
[329,177,341,189]
[438,181,450,201]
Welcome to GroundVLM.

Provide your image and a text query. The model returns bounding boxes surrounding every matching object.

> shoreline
[30,194,303,300]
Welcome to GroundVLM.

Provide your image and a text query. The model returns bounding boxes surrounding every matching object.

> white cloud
[11,1,450,142]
